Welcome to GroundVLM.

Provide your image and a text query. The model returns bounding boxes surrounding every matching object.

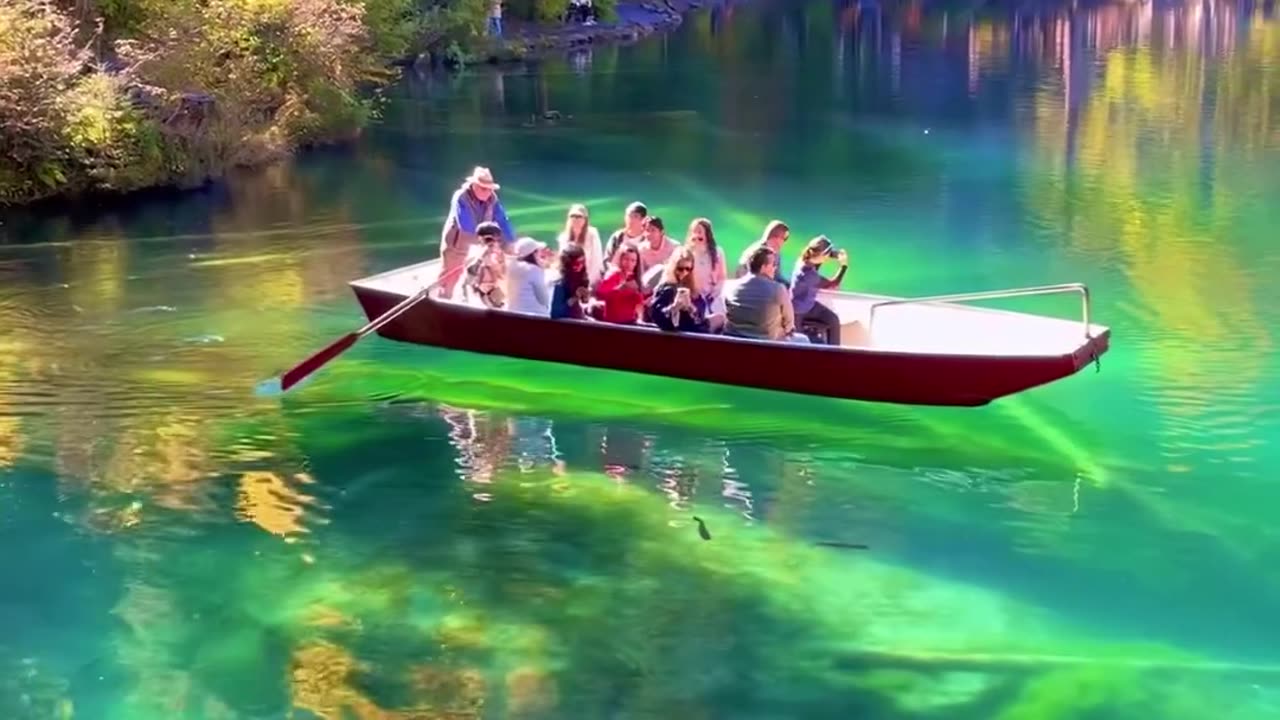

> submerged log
[835,648,1280,681]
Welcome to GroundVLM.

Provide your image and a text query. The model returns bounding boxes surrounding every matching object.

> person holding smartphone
[551,244,593,320]
[790,235,849,345]
[651,248,711,333]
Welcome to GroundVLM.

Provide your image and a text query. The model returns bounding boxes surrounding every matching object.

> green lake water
[2,0,1279,717]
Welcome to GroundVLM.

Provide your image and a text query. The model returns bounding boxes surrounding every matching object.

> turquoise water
[2,0,1280,717]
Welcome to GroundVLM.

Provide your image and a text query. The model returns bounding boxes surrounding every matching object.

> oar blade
[253,377,284,397]
[267,332,359,394]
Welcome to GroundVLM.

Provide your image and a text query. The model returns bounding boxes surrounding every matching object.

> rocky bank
[428,0,718,67]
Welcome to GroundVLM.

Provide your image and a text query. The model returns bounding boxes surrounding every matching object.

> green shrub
[63,73,182,193]
[121,0,386,150]
[0,1,191,203]
[95,0,166,35]
[594,0,618,22]
[358,0,422,60]
[415,0,488,51]
[0,0,87,201]
[502,0,562,21]
[0,0,625,205]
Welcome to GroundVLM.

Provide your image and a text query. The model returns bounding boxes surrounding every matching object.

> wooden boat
[348,259,1110,407]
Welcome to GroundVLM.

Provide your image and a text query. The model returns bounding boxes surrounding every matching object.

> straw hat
[465,166,501,190]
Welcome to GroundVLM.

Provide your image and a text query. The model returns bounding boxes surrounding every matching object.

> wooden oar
[255,264,466,396]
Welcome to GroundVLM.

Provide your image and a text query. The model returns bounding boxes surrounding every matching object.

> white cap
[511,236,547,258]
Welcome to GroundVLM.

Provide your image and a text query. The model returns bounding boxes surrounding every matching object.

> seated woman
[686,217,728,319]
[593,245,647,325]
[650,248,710,333]
[557,203,605,284]
[550,244,593,320]
[462,221,507,308]
[506,237,552,315]
[790,235,849,345]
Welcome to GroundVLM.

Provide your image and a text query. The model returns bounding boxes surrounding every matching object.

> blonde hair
[661,247,701,294]
[760,219,789,245]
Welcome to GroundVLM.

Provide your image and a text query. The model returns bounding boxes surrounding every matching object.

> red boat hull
[349,284,1110,407]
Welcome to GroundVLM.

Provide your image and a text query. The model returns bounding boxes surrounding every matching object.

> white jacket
[506,257,551,315]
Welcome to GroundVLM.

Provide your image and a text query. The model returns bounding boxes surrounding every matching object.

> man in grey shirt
[724,246,809,343]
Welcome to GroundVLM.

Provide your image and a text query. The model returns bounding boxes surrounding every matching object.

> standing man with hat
[438,166,515,298]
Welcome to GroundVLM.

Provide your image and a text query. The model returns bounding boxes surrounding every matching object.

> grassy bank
[0,0,634,207]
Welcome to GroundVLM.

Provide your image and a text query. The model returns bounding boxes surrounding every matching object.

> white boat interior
[354,259,1108,358]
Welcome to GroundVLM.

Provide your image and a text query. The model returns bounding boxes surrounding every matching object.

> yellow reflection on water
[97,414,214,511]
[66,232,129,315]
[1025,1,1275,472]
[969,20,1011,93]
[0,334,24,468]
[235,471,315,538]
[0,415,21,469]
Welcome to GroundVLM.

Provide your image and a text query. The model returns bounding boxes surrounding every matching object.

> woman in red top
[593,245,647,324]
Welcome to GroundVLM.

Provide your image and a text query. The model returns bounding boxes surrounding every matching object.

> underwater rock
[408,665,486,713]
[505,665,558,716]
[435,612,490,651]
[192,623,290,714]
[289,641,362,718]
[0,656,72,720]
[850,669,995,714]
[303,605,358,631]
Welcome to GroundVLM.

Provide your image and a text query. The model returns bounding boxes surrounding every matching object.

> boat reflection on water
[431,403,763,520]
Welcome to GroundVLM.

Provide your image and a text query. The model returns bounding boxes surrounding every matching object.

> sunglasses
[675,265,693,273]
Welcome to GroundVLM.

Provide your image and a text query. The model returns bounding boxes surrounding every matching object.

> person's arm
[532,268,551,310]
[619,274,646,305]
[734,244,754,279]
[587,228,604,281]
[453,191,476,234]
[550,282,569,319]
[714,248,727,291]
[651,286,678,331]
[493,198,516,245]
[595,269,623,299]
[776,262,793,290]
[779,284,797,335]
[819,263,848,289]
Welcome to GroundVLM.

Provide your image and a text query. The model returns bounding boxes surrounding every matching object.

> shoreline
[416,0,715,68]
[0,1,714,214]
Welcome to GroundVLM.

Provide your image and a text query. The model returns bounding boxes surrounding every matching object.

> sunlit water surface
[2,0,1279,717]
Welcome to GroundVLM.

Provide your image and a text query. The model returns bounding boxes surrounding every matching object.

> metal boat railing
[866,283,1092,338]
